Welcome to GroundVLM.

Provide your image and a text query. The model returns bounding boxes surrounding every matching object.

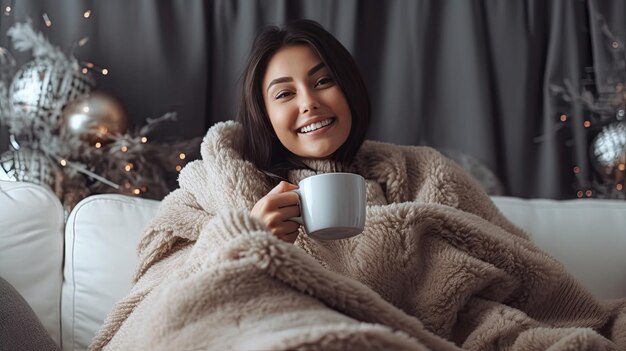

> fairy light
[573,166,580,174]
[617,184,624,191]
[4,6,11,15]
[618,163,626,171]
[178,153,186,160]
[124,163,134,172]
[583,120,591,128]
[612,41,620,49]
[559,114,567,122]
[132,188,141,195]
[101,68,109,75]
[42,13,52,27]
[175,165,182,172]
[60,159,67,167]
[140,137,148,143]
[95,142,102,148]
[83,9,91,18]
[576,190,583,198]
[83,106,90,113]
[140,185,148,193]
[81,67,89,74]
[121,145,128,153]
[86,62,94,68]
[585,189,593,197]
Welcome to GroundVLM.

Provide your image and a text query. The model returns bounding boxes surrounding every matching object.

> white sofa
[1,180,625,351]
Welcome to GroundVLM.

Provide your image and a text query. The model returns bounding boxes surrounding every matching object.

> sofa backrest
[62,194,160,351]
[491,196,626,300]
[0,180,64,346]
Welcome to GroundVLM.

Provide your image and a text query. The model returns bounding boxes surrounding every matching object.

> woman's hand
[251,181,301,243]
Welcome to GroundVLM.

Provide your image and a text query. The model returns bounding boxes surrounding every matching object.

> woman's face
[262,45,352,159]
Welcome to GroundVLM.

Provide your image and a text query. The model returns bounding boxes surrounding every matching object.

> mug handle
[288,189,303,225]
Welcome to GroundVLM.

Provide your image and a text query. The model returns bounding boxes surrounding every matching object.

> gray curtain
[1,0,624,199]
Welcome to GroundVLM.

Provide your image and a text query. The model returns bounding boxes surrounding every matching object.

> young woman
[93,20,625,351]
[239,20,370,244]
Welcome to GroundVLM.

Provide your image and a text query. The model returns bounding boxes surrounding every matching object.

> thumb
[268,181,298,195]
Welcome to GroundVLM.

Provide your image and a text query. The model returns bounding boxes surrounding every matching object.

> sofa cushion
[491,196,626,299]
[62,194,159,351]
[0,181,64,346]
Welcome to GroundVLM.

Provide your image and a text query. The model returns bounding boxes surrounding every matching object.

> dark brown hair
[236,19,370,184]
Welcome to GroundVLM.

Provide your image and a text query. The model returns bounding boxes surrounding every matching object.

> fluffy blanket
[91,121,626,351]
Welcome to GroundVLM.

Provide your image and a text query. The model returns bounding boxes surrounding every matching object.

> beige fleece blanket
[91,121,626,351]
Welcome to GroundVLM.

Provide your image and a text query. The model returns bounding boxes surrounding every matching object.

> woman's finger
[267,191,300,209]
[279,204,300,220]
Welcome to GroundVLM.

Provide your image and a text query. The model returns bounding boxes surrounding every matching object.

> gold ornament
[60,91,128,143]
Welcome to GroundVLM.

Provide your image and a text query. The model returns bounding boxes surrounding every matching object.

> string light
[94,142,102,148]
[81,67,88,74]
[101,68,109,75]
[60,159,67,167]
[124,163,134,172]
[140,137,148,143]
[179,153,186,160]
[576,190,583,198]
[132,188,141,195]
[83,9,91,18]
[617,184,624,191]
[583,120,591,128]
[618,163,626,171]
[559,114,567,122]
[585,189,593,197]
[42,13,52,27]
[140,186,148,193]
[175,165,182,172]
[573,166,580,174]
[4,6,11,15]
[612,41,620,49]
[121,145,128,153]
[83,106,90,113]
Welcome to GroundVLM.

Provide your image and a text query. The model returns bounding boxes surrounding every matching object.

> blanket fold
[92,121,625,351]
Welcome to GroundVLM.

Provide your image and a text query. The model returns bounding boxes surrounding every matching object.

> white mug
[290,172,366,240]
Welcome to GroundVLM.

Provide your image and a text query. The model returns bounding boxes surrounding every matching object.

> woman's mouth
[297,118,336,134]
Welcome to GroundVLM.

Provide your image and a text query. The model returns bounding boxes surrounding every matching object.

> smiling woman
[236,20,371,186]
[262,45,352,160]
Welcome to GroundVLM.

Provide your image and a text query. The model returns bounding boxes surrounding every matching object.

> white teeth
[299,118,333,133]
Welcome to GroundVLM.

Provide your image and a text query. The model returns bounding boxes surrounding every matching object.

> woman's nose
[299,90,320,114]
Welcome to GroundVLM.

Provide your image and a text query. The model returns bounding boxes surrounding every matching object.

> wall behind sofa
[1,0,624,200]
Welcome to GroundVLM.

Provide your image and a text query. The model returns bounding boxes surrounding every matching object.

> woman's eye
[275,91,293,100]
[315,77,333,87]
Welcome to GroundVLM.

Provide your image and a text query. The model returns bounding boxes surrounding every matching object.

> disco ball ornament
[590,121,626,183]
[8,58,94,124]
[60,91,128,143]
[0,147,55,186]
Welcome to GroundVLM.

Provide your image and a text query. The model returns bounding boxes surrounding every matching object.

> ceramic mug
[290,172,366,240]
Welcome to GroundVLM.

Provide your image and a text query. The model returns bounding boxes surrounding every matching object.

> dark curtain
[1,0,624,199]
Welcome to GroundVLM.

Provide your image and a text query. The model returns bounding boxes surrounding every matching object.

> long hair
[236,19,370,185]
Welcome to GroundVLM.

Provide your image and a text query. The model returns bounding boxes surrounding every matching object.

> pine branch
[7,20,67,60]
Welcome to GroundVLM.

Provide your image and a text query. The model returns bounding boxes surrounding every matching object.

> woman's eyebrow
[307,62,325,76]
[266,63,326,93]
